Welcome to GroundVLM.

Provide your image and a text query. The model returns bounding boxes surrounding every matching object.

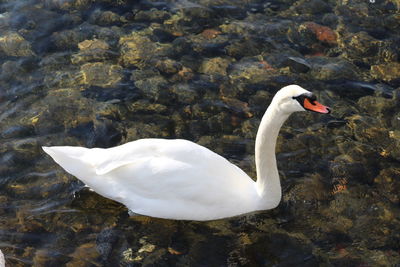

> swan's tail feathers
[42,146,94,178]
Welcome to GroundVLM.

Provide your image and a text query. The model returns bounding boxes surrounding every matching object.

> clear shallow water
[1,0,400,266]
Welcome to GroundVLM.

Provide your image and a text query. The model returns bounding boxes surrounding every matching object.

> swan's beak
[303,98,330,114]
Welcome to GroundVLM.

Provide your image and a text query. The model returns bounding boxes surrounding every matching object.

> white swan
[43,85,330,221]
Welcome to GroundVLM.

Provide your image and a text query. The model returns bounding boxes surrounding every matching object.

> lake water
[1,0,400,266]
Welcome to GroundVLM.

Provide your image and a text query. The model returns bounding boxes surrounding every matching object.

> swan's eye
[293,93,330,113]
[292,93,315,106]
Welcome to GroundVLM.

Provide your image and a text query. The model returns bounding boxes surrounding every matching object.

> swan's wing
[86,139,222,175]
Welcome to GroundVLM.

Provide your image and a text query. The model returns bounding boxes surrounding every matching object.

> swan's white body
[43,85,329,221]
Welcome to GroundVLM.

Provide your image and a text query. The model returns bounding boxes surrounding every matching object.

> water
[1,0,400,265]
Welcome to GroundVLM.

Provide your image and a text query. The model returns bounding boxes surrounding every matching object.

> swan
[43,85,330,221]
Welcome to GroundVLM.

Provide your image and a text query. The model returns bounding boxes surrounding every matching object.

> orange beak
[303,98,330,114]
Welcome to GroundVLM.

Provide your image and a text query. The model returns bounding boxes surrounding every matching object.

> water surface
[1,0,400,265]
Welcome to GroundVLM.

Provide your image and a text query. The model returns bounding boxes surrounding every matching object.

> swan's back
[43,139,260,220]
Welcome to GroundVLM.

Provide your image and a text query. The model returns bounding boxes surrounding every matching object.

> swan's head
[273,85,330,114]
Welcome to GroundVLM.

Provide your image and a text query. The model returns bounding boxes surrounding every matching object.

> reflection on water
[1,0,400,265]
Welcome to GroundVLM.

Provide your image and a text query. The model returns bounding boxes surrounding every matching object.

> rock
[322,13,339,28]
[66,243,100,267]
[134,9,171,23]
[345,31,378,55]
[338,31,396,65]
[124,118,172,141]
[119,31,171,67]
[288,21,337,54]
[190,34,230,56]
[357,95,396,123]
[96,228,119,262]
[51,29,89,50]
[1,125,35,139]
[71,39,117,64]
[374,168,400,205]
[44,70,85,89]
[221,97,252,118]
[201,29,222,40]
[128,99,168,114]
[78,39,110,51]
[229,59,277,83]
[134,76,170,101]
[292,0,332,15]
[371,62,400,82]
[199,57,232,76]
[80,62,123,87]
[131,68,160,81]
[155,59,182,74]
[152,28,176,43]
[33,249,64,266]
[71,49,118,65]
[347,115,389,145]
[308,57,359,80]
[89,10,122,26]
[1,58,40,83]
[0,32,35,57]
[33,88,94,135]
[170,83,199,104]
[85,119,123,148]
[45,0,92,11]
[284,56,311,73]
[301,22,337,45]
[224,38,266,58]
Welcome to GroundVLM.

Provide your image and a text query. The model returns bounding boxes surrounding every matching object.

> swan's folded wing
[86,139,202,176]
[85,148,148,176]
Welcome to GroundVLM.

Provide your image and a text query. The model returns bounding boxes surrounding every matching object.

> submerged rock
[301,22,337,45]
[80,62,123,87]
[119,31,171,67]
[89,10,122,26]
[374,168,400,205]
[371,62,400,82]
[0,32,35,57]
[66,243,100,266]
[134,76,170,101]
[308,57,359,80]
[51,29,90,50]
[78,39,110,51]
[199,57,232,76]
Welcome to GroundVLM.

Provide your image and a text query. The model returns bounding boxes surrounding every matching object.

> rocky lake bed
[1,0,400,266]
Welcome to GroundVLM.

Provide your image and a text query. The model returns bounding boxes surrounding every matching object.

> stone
[155,59,182,74]
[229,59,276,83]
[119,31,171,67]
[78,39,110,51]
[89,10,122,26]
[0,32,35,57]
[80,62,123,87]
[128,100,168,114]
[371,62,400,82]
[170,83,199,104]
[51,29,89,50]
[134,9,171,22]
[308,57,359,80]
[284,56,311,73]
[71,39,117,64]
[134,76,170,101]
[301,22,337,45]
[374,168,400,204]
[199,57,232,76]
[66,243,100,266]
[45,0,92,10]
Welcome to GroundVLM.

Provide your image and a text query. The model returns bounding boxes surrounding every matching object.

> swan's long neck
[255,100,289,206]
